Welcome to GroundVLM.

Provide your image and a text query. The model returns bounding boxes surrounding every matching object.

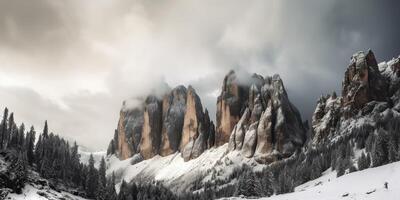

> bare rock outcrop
[180,86,209,161]
[225,72,307,163]
[160,86,187,156]
[342,50,388,115]
[215,71,248,146]
[139,96,163,159]
[312,50,399,145]
[311,93,341,144]
[216,71,264,146]
[111,85,213,161]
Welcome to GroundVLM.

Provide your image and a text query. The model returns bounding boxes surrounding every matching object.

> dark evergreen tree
[372,129,388,167]
[105,172,117,200]
[388,136,398,162]
[358,152,369,171]
[0,107,8,149]
[43,120,49,138]
[235,169,263,197]
[118,180,132,200]
[8,151,28,194]
[25,126,35,165]
[17,123,25,148]
[86,154,99,198]
[71,142,81,185]
[96,156,107,200]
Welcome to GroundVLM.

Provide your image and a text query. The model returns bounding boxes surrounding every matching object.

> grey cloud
[0,0,399,150]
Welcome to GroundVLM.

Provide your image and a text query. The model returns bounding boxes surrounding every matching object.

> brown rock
[117,111,134,159]
[215,71,246,146]
[139,96,162,159]
[181,86,208,161]
[160,86,187,156]
[342,50,388,113]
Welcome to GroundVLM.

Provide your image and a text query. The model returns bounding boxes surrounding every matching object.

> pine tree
[17,123,25,149]
[372,129,388,167]
[105,172,117,200]
[97,156,107,200]
[0,107,8,149]
[118,180,132,200]
[235,170,263,197]
[35,134,43,166]
[86,154,98,198]
[388,136,398,162]
[25,126,36,165]
[43,120,49,138]
[6,113,15,148]
[336,157,346,177]
[71,142,81,185]
[358,152,369,171]
[131,182,138,200]
[8,151,28,194]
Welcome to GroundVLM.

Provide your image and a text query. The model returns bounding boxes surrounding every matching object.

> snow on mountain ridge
[106,144,263,194]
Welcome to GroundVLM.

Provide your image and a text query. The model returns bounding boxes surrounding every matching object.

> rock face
[311,93,341,144]
[312,50,399,145]
[342,50,388,115]
[115,104,144,160]
[160,86,187,156]
[111,85,213,161]
[139,96,162,159]
[216,71,264,146]
[220,71,307,163]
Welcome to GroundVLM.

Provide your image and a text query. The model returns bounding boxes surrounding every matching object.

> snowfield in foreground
[7,184,87,200]
[233,161,400,200]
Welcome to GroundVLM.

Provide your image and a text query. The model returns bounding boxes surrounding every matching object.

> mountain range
[2,49,400,199]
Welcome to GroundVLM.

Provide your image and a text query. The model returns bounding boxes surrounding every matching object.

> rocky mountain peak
[110,85,214,161]
[217,71,307,163]
[312,50,400,145]
[342,50,389,115]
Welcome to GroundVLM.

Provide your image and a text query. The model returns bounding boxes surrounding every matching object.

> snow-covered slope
[106,144,263,193]
[7,184,87,200]
[236,161,400,200]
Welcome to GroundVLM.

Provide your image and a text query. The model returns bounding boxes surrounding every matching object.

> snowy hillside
[7,185,88,200]
[106,144,263,193]
[234,161,400,200]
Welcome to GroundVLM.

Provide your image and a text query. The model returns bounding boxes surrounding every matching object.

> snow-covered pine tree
[372,128,388,167]
[235,169,263,197]
[8,151,27,194]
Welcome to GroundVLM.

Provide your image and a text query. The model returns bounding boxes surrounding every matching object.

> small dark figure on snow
[384,182,388,189]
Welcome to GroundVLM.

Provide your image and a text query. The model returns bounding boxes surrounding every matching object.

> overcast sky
[0,0,399,151]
